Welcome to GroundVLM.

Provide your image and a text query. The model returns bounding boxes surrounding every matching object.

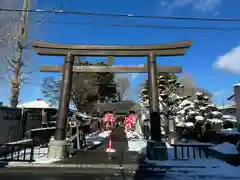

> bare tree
[0,0,55,106]
[41,59,119,114]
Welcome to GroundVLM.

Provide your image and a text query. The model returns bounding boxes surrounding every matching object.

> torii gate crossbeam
[39,65,182,73]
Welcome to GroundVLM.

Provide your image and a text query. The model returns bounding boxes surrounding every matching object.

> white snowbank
[211,142,239,154]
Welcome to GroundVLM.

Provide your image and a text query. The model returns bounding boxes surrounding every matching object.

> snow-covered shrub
[175,92,225,141]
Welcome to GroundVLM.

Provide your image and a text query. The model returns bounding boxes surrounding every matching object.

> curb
[3,163,126,168]
[0,162,220,169]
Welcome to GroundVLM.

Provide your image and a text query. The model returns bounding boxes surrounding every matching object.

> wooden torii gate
[32,40,192,159]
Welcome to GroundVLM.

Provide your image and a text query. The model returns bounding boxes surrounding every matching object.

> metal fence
[0,144,35,162]
[171,143,212,160]
[24,119,104,147]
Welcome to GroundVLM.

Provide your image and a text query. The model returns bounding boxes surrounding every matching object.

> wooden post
[55,53,74,140]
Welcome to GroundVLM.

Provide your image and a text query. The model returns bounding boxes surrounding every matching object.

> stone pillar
[234,84,240,132]
[168,116,176,145]
[146,52,168,161]
[48,53,74,160]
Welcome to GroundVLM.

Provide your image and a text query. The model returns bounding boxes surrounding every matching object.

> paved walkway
[62,127,141,165]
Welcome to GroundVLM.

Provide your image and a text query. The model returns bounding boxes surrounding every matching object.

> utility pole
[11,0,28,107]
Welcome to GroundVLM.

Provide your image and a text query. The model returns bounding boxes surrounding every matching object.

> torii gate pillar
[48,53,74,160]
[148,53,161,140]
[147,52,168,160]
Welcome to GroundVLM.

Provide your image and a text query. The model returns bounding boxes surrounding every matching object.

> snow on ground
[0,130,110,164]
[128,139,147,153]
[210,142,239,154]
[147,143,240,178]
[126,134,240,177]
[126,131,147,153]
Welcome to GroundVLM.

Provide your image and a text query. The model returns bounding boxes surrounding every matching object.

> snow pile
[126,131,147,153]
[128,140,147,153]
[211,142,239,154]
[85,130,109,146]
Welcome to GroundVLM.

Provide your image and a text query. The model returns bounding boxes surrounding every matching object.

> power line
[37,20,240,31]
[1,8,240,23]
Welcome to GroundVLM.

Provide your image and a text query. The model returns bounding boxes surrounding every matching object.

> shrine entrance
[32,40,192,160]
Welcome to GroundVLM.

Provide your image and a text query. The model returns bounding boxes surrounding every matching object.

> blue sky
[1,0,240,105]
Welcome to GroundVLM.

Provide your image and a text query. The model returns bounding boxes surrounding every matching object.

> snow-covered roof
[17,100,56,109]
[217,105,236,110]
[207,118,223,124]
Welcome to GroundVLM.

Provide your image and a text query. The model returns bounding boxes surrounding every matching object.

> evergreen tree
[139,72,188,139]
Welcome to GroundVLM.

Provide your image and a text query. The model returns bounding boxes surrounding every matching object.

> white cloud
[159,0,222,12]
[214,46,240,74]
